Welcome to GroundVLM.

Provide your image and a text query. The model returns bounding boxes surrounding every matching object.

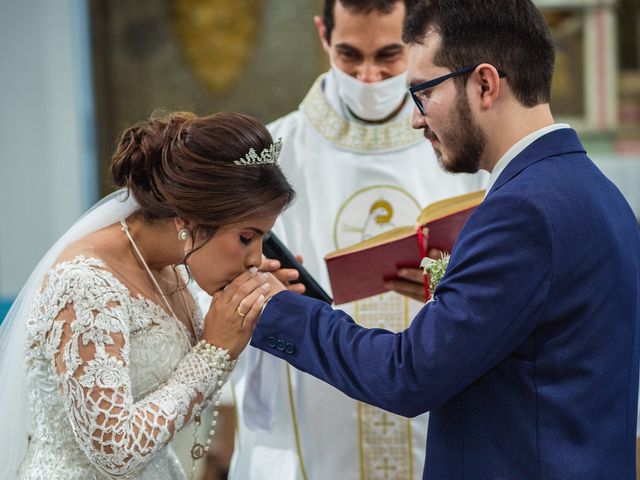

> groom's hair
[323,0,415,44]
[402,0,555,108]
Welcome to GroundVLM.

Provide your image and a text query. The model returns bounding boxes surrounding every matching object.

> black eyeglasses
[409,64,507,115]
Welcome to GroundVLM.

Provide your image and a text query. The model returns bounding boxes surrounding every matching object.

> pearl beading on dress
[189,340,236,478]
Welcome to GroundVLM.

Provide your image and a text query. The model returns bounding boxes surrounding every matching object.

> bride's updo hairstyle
[111,111,295,241]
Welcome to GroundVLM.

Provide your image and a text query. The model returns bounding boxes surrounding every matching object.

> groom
[248,0,640,478]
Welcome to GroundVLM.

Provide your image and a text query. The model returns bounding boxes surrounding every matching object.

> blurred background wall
[0,0,96,315]
[90,0,326,196]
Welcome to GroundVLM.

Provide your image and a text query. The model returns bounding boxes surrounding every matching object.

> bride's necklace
[120,219,196,346]
[120,218,219,479]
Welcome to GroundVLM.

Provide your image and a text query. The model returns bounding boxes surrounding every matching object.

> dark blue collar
[487,128,586,196]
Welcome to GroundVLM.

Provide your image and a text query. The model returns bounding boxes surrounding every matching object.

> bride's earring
[178,229,189,241]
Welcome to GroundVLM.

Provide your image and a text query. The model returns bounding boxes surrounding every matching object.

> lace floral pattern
[18,256,235,480]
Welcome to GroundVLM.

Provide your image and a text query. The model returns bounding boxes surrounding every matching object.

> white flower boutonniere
[420,253,450,296]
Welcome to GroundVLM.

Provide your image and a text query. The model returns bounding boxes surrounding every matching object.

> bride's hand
[204,270,270,358]
[234,270,288,318]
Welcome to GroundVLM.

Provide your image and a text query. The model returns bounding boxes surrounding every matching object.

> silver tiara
[234,137,283,166]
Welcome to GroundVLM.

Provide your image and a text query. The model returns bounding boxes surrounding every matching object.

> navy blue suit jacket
[251,129,640,479]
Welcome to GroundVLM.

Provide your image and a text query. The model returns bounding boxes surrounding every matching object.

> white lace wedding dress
[17,255,234,479]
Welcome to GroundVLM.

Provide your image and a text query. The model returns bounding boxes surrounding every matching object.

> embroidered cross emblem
[375,457,398,479]
[373,413,395,435]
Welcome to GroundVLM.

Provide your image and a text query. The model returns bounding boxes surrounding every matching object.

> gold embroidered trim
[354,294,416,479]
[301,75,424,153]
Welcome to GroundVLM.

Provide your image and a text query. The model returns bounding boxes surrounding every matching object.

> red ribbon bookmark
[417,226,431,301]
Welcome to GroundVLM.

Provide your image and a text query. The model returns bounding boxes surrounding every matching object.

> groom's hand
[260,256,306,295]
[385,248,445,302]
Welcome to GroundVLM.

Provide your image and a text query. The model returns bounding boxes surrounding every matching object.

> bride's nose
[245,241,264,270]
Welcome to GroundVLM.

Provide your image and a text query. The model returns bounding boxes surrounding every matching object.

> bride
[0,111,295,479]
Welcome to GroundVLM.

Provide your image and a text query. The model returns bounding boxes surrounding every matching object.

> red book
[324,190,485,305]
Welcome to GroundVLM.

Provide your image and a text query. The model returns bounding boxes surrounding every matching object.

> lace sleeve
[41,258,235,477]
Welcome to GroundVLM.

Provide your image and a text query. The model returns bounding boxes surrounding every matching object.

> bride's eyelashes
[239,234,254,246]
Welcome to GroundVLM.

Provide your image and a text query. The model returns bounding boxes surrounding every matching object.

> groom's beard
[429,91,486,174]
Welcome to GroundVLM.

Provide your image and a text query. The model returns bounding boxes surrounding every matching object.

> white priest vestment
[227,71,487,480]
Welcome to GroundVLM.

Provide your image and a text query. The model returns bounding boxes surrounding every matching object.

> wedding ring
[236,307,247,318]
